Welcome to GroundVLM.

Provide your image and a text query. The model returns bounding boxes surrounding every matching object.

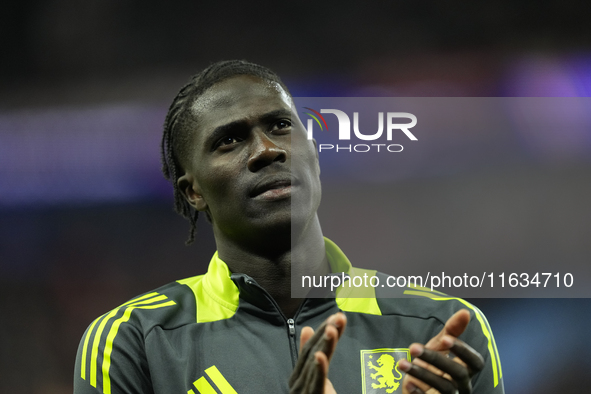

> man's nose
[247,131,287,172]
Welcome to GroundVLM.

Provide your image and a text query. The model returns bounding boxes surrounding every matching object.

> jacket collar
[203,237,353,309]
[179,237,380,322]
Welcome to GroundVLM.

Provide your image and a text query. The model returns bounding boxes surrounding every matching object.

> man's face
[178,75,321,243]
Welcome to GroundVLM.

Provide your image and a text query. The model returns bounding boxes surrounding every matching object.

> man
[74,60,504,394]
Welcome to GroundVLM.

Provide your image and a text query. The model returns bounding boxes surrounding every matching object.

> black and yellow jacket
[74,238,504,394]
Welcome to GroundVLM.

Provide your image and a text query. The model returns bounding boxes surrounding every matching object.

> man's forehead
[189,75,292,125]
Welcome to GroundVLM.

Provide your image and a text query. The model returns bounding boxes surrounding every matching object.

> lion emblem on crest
[367,354,403,393]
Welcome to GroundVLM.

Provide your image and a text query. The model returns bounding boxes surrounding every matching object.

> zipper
[287,318,296,335]
[286,300,306,367]
[287,318,297,366]
[244,278,304,367]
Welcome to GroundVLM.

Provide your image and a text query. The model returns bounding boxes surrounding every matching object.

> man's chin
[248,212,293,235]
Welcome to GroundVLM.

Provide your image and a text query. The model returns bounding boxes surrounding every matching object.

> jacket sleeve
[462,306,505,394]
[74,313,153,394]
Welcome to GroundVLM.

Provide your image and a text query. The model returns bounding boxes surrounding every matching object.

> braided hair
[160,60,291,244]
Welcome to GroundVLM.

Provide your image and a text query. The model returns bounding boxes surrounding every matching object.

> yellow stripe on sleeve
[80,313,106,380]
[81,293,160,381]
[101,300,176,394]
[89,308,119,387]
[478,305,503,379]
[119,292,160,307]
[87,294,167,388]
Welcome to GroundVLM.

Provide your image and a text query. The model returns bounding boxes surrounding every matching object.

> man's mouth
[250,176,293,200]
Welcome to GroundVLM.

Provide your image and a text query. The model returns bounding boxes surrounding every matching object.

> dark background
[1,1,591,392]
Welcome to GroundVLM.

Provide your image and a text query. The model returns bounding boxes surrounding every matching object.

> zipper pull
[287,318,295,336]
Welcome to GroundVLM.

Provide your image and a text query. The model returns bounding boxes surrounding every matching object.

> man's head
[161,60,320,245]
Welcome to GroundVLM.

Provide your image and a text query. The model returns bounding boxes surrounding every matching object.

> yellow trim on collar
[178,238,382,322]
[325,238,382,316]
[177,251,240,323]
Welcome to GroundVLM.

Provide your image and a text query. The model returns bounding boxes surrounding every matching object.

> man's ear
[311,138,320,174]
[177,173,208,211]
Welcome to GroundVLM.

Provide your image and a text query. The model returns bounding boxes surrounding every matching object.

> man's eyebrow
[206,109,292,145]
[258,109,292,123]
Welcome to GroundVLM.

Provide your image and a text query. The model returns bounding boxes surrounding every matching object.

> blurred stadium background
[1,1,591,392]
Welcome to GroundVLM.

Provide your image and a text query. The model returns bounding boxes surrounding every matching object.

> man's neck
[213,216,330,318]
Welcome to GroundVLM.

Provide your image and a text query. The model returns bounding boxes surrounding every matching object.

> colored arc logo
[303,107,329,131]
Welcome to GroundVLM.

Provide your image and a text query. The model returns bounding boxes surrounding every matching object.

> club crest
[360,348,410,394]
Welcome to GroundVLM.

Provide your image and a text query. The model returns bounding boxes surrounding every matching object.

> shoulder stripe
[403,291,502,387]
[120,292,160,307]
[90,295,168,387]
[80,293,176,393]
[80,312,107,380]
[89,309,120,386]
[478,305,503,380]
[102,300,176,394]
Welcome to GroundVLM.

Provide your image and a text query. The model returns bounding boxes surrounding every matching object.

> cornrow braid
[160,60,291,244]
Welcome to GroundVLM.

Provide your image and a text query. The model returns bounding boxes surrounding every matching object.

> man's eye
[216,136,242,148]
[272,120,291,131]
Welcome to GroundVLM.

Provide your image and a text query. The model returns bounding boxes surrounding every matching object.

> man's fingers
[400,359,459,394]
[410,345,469,385]
[444,309,471,338]
[321,324,339,359]
[400,309,482,394]
[310,352,328,393]
[404,380,426,394]
[299,326,315,352]
[292,322,327,382]
[299,313,345,361]
[289,352,332,394]
[450,339,485,375]
[414,338,484,377]
[289,312,347,389]
[299,324,339,383]
[401,339,485,394]
[290,326,322,386]
[332,312,347,339]
[425,309,471,350]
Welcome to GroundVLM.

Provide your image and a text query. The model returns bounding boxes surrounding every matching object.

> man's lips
[250,175,294,199]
